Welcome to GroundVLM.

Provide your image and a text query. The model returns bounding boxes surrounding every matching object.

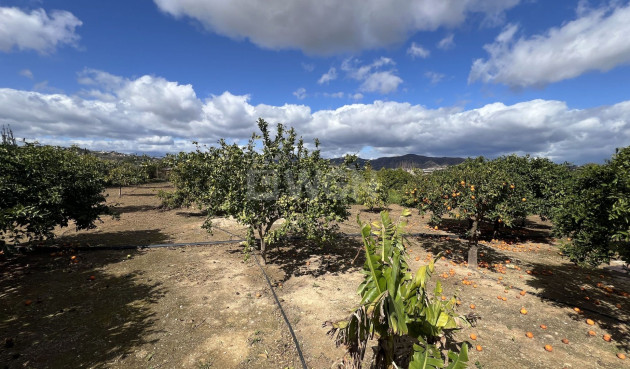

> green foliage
[377,168,416,205]
[105,161,148,192]
[0,143,109,251]
[553,146,630,266]
[351,166,388,210]
[325,211,468,369]
[168,118,351,260]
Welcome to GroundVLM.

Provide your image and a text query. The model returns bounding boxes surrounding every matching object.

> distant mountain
[330,154,465,170]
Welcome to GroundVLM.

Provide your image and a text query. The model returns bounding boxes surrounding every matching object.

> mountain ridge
[330,153,465,170]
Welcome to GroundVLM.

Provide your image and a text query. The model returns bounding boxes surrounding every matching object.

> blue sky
[1,0,629,163]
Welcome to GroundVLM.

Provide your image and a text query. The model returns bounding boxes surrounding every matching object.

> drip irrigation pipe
[251,251,309,369]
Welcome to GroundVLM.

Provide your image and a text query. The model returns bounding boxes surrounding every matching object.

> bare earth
[1,184,629,369]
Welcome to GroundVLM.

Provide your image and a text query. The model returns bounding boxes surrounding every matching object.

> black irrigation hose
[251,251,309,369]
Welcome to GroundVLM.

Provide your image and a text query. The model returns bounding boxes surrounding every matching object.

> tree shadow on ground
[434,218,554,245]
[52,229,170,248]
[232,236,366,282]
[413,237,518,272]
[111,204,158,214]
[0,250,165,368]
[525,261,630,352]
[122,193,156,197]
[175,210,206,217]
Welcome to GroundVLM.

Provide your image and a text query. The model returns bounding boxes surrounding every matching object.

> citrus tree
[351,163,388,211]
[415,157,531,267]
[377,168,416,205]
[325,211,468,368]
[553,146,630,266]
[170,118,351,261]
[105,161,148,197]
[0,142,109,252]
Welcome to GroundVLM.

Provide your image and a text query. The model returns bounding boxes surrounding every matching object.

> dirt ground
[1,184,629,368]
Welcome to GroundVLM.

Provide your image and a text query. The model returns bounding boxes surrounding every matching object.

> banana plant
[325,210,468,369]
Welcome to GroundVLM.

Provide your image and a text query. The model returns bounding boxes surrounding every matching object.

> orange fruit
[520,290,526,296]
[89,275,95,281]
[475,345,483,351]
[561,338,569,344]
[603,334,612,342]
[24,299,33,306]
[415,256,420,261]
[255,293,262,298]
[520,308,528,315]
[456,300,462,306]
[470,304,476,309]
[588,330,596,336]
[540,324,547,330]
[586,319,595,325]
[434,226,438,230]
[70,255,77,260]
[526,332,534,338]
[617,353,626,360]
[544,345,553,352]
[441,296,447,301]
[573,307,581,313]
[470,333,477,340]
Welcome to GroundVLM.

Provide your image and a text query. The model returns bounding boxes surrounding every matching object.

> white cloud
[341,57,403,94]
[293,87,307,100]
[323,92,344,98]
[153,0,520,55]
[360,72,403,94]
[2,69,628,164]
[0,7,82,54]
[301,62,315,72]
[351,93,364,100]
[407,42,430,58]
[424,71,445,84]
[469,3,630,88]
[317,67,337,84]
[437,34,455,49]
[20,69,34,79]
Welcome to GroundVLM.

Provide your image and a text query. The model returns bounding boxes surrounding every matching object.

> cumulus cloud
[323,92,344,98]
[317,68,337,84]
[341,57,403,94]
[20,69,34,79]
[424,71,445,84]
[437,34,455,50]
[2,69,628,163]
[359,72,403,94]
[153,0,520,55]
[293,87,307,100]
[301,62,315,72]
[469,3,630,88]
[0,7,82,54]
[407,42,430,58]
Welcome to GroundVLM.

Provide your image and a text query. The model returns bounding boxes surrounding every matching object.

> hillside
[330,153,465,170]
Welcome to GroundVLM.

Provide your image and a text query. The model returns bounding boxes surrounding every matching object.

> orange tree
[494,155,572,221]
[167,118,352,261]
[553,146,630,266]
[412,157,531,267]
[104,161,148,197]
[350,163,388,211]
[0,142,109,252]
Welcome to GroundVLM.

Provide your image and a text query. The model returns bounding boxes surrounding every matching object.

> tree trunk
[119,186,122,197]
[467,218,479,268]
[258,227,266,264]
